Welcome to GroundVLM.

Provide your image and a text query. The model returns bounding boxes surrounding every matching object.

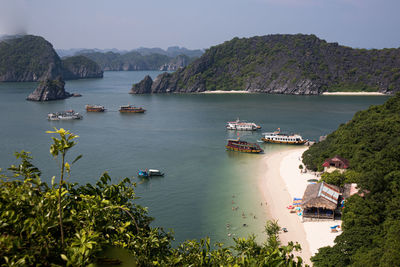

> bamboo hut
[301,182,340,220]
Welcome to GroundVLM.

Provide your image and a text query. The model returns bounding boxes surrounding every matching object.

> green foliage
[305,93,400,266]
[0,129,306,266]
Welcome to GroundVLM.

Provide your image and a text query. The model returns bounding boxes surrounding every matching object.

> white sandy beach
[259,147,341,265]
[201,90,249,94]
[322,92,386,96]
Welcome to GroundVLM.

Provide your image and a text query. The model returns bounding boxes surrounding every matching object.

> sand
[259,147,342,265]
[322,92,386,96]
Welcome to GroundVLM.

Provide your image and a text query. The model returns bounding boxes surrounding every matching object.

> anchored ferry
[226,138,263,153]
[86,104,105,112]
[261,129,307,145]
[226,119,261,131]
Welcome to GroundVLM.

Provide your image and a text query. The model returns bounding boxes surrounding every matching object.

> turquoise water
[0,71,389,246]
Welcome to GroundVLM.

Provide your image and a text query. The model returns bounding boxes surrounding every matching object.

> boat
[261,128,307,145]
[47,110,83,121]
[86,104,105,112]
[137,169,164,178]
[119,105,146,113]
[225,138,263,153]
[226,118,261,131]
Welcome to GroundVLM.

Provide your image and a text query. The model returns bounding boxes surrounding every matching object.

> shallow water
[0,71,389,246]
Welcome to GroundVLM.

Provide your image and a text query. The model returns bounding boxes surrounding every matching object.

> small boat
[48,110,83,121]
[119,105,146,113]
[86,104,105,112]
[226,118,261,131]
[137,169,164,178]
[261,128,307,145]
[226,138,263,153]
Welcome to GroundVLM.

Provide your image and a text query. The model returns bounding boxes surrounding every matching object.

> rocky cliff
[0,35,63,82]
[26,76,71,101]
[62,55,103,79]
[0,35,103,82]
[131,34,400,95]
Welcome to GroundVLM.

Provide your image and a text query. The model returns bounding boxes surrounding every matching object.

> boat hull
[119,109,145,113]
[86,108,105,112]
[261,138,307,145]
[225,145,263,153]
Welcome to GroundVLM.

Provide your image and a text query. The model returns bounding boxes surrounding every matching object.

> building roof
[301,182,340,210]
[322,155,350,169]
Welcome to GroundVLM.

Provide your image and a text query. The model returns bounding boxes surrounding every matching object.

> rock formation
[62,55,103,79]
[0,35,103,82]
[130,75,153,94]
[26,76,71,101]
[131,34,400,95]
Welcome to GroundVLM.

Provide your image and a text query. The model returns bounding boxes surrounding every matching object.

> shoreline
[322,92,387,96]
[200,90,249,94]
[259,146,341,265]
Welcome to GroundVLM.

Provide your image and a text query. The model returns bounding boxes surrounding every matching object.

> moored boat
[86,104,105,112]
[137,169,164,178]
[226,138,263,153]
[261,128,307,145]
[226,118,261,131]
[48,110,83,121]
[119,105,146,113]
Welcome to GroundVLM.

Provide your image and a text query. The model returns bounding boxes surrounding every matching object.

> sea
[0,71,389,248]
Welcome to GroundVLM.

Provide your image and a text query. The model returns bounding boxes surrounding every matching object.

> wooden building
[322,155,349,173]
[301,182,340,220]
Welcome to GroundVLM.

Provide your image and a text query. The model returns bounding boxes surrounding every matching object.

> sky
[0,0,399,50]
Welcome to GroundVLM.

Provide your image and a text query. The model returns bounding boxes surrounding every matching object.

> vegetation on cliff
[62,55,103,79]
[0,128,305,266]
[0,35,103,82]
[0,35,63,82]
[131,34,400,94]
[302,93,400,266]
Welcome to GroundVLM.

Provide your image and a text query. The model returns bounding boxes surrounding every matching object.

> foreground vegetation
[303,93,400,266]
[0,128,305,266]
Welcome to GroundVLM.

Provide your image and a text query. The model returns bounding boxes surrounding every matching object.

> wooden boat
[261,128,307,145]
[226,138,263,153]
[86,104,105,112]
[119,105,146,113]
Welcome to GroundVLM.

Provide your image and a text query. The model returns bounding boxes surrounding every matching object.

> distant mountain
[131,34,400,94]
[57,46,204,58]
[0,35,103,82]
[77,51,195,71]
[62,55,103,80]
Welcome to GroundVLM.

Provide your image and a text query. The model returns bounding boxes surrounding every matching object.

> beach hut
[322,155,349,173]
[301,182,340,220]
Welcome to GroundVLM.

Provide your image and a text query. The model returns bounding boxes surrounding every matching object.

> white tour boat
[226,118,261,131]
[261,128,307,145]
[48,110,83,121]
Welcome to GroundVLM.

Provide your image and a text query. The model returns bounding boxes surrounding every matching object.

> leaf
[72,154,82,165]
[60,254,68,261]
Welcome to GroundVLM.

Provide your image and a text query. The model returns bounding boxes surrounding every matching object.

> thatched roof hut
[301,182,340,210]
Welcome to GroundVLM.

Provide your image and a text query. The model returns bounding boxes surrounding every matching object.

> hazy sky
[1,0,399,50]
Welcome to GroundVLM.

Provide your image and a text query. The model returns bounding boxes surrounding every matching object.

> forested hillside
[0,35,103,82]
[131,34,400,94]
[302,93,400,266]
